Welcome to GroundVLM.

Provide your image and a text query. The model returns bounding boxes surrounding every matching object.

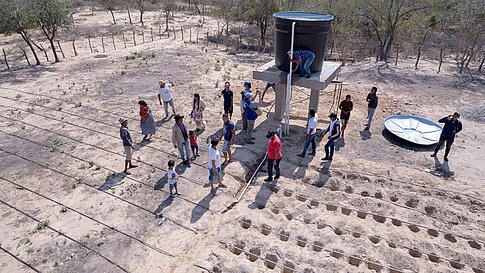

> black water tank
[273,12,333,73]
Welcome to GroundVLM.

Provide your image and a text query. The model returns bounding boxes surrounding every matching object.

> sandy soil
[1,7,484,273]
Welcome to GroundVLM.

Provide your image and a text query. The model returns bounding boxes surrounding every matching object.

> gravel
[459,105,485,124]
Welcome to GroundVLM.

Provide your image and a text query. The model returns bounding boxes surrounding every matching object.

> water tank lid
[273,12,333,22]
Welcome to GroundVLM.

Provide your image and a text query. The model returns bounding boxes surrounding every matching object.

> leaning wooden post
[88,37,93,53]
[158,25,161,39]
[122,32,126,48]
[206,31,209,46]
[173,26,176,40]
[72,40,78,56]
[150,28,153,41]
[2,49,10,70]
[40,44,49,61]
[56,41,65,59]
[133,30,136,46]
[112,34,116,50]
[101,36,106,53]
[181,27,184,41]
[19,46,31,66]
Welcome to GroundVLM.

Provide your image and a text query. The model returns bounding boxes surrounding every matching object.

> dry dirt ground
[1,7,485,273]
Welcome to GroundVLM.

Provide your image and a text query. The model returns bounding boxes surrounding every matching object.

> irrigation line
[0,148,198,238]
[0,199,130,273]
[0,245,41,273]
[240,217,485,272]
[0,109,205,188]
[0,128,212,216]
[236,221,419,273]
[0,176,174,257]
[263,184,485,246]
[237,152,267,203]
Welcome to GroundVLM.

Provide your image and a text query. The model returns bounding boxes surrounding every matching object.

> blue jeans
[301,134,316,155]
[300,55,315,76]
[177,138,191,161]
[324,138,335,158]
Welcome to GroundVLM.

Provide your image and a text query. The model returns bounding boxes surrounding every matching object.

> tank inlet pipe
[285,21,296,135]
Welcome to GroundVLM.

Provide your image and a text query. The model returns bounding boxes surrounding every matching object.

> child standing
[189,130,199,159]
[167,160,180,196]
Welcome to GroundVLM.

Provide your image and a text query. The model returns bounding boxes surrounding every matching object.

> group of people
[119,76,463,196]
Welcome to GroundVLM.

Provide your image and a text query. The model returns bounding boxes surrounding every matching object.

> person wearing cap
[243,91,259,144]
[260,82,275,103]
[158,80,176,119]
[265,130,282,182]
[138,100,156,141]
[297,108,318,158]
[431,112,462,162]
[208,138,226,194]
[172,114,191,165]
[288,50,316,78]
[365,87,378,130]
[221,113,235,164]
[119,117,138,175]
[339,94,353,138]
[322,113,340,160]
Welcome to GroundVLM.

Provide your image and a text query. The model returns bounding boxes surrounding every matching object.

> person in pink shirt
[265,131,282,182]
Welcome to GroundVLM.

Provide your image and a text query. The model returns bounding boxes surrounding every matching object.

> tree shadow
[381,129,436,152]
[98,172,127,191]
[190,193,215,223]
[154,195,174,217]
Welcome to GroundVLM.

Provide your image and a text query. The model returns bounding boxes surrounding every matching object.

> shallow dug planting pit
[261,224,271,236]
[345,186,354,193]
[269,185,279,193]
[352,232,361,238]
[408,224,420,233]
[427,229,439,237]
[297,236,307,247]
[449,260,466,270]
[271,207,280,214]
[468,240,482,250]
[427,253,440,263]
[357,211,367,219]
[334,228,344,236]
[368,236,381,244]
[367,261,383,272]
[326,204,338,211]
[444,234,457,243]
[374,192,383,199]
[231,241,245,255]
[285,213,294,221]
[240,219,252,229]
[389,269,403,273]
[303,217,312,224]
[473,267,485,273]
[391,218,402,226]
[408,249,422,258]
[316,222,326,229]
[265,254,278,269]
[296,195,307,202]
[387,242,397,248]
[282,261,295,273]
[348,256,362,267]
[373,215,386,223]
[341,207,352,216]
[310,200,319,207]
[390,196,399,202]
[312,241,323,252]
[283,189,293,197]
[247,247,261,262]
[330,250,344,259]
[280,230,290,241]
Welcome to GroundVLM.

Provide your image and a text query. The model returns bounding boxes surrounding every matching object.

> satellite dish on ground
[384,115,442,145]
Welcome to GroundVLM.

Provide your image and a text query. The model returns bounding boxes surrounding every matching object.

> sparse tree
[134,0,146,26]
[35,0,73,63]
[163,0,177,32]
[239,0,279,47]
[213,0,237,36]
[0,0,41,65]
[102,0,119,25]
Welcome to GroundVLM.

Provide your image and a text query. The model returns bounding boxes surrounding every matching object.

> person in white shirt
[208,138,226,194]
[158,80,176,119]
[297,108,318,158]
[167,160,180,196]
[322,112,340,160]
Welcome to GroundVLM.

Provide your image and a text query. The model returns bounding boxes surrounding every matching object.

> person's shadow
[432,157,454,178]
[360,129,372,140]
[154,174,168,190]
[315,160,332,188]
[154,195,174,217]
[249,178,277,210]
[190,193,215,223]
[334,137,345,151]
[98,172,127,191]
[175,162,190,174]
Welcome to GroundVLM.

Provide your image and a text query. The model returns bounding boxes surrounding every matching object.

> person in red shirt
[265,130,282,182]
[189,130,199,159]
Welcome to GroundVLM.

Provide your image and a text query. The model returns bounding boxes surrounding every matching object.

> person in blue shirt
[431,112,462,162]
[243,92,258,144]
[288,50,316,78]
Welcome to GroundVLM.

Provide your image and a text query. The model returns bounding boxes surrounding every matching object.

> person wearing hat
[265,130,282,182]
[297,108,318,158]
[119,117,137,175]
[243,91,260,144]
[322,113,340,160]
[288,50,316,78]
[158,80,176,119]
[431,112,462,162]
[172,114,191,165]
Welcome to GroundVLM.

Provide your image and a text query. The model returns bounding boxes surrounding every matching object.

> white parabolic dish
[384,115,442,145]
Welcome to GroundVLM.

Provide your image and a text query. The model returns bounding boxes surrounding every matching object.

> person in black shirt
[431,112,462,162]
[219,81,234,119]
[338,94,353,138]
[365,87,378,130]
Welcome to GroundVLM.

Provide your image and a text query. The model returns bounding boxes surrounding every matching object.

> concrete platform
[252,60,341,120]
[253,60,341,90]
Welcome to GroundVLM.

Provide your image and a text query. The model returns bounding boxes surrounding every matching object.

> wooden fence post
[173,26,176,40]
[159,25,161,39]
[72,40,78,56]
[112,34,116,50]
[142,30,145,43]
[19,46,31,66]
[122,32,126,48]
[189,28,192,42]
[215,30,218,48]
[181,27,184,41]
[2,49,9,70]
[88,37,93,53]
[151,28,153,41]
[167,27,170,39]
[101,36,105,53]
[206,31,209,46]
[56,41,65,59]
[40,44,49,61]
[133,30,136,46]
[196,29,199,44]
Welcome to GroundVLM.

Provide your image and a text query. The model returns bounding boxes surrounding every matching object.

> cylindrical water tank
[273,12,333,73]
